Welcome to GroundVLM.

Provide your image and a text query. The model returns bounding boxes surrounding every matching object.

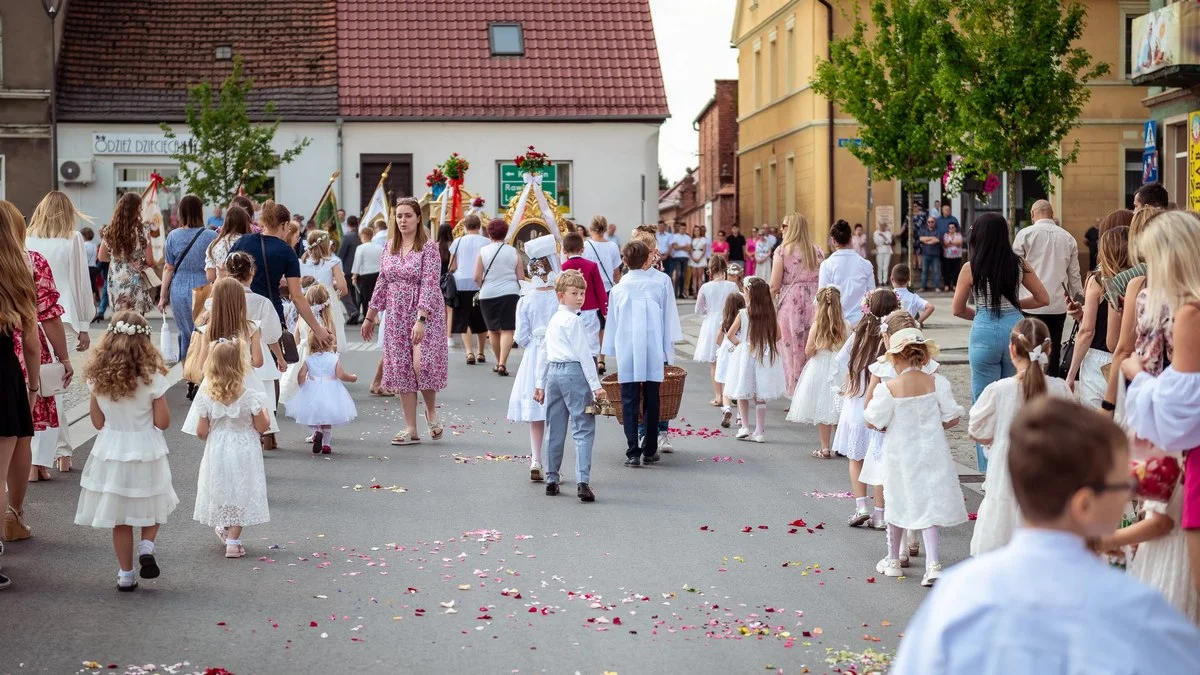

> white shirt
[372,229,388,246]
[655,232,672,255]
[818,248,875,325]
[1126,368,1200,452]
[895,287,929,319]
[607,232,622,248]
[765,234,778,251]
[26,233,95,331]
[873,229,893,249]
[536,306,603,392]
[449,233,490,292]
[1012,218,1082,315]
[582,238,621,290]
[351,242,383,276]
[891,529,1200,674]
[477,242,521,299]
[84,239,98,267]
[601,269,678,383]
[670,232,691,258]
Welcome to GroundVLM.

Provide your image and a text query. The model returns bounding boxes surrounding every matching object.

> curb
[64,362,184,450]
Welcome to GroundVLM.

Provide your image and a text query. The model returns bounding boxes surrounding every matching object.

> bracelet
[1101,400,1116,412]
[27,383,39,392]
[363,316,375,324]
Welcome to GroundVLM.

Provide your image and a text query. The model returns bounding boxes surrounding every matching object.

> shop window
[1124,148,1145,210]
[115,166,181,226]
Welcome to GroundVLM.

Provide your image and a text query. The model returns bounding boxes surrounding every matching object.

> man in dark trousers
[337,215,361,323]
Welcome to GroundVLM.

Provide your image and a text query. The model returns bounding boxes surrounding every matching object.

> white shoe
[875,557,890,574]
[921,562,943,587]
[658,432,674,453]
[847,510,871,528]
[530,463,544,482]
[748,434,765,443]
[883,559,905,578]
[868,518,887,530]
[720,409,733,428]
[735,427,751,440]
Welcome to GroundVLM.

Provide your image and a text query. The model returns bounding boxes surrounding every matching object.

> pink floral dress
[14,251,65,431]
[369,241,448,394]
[774,244,825,396]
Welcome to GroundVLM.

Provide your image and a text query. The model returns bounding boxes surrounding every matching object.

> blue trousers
[97,263,110,317]
[921,254,942,289]
[544,362,596,485]
[622,381,661,459]
[969,308,1023,471]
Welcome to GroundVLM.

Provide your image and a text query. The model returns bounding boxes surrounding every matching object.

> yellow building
[732,0,1152,244]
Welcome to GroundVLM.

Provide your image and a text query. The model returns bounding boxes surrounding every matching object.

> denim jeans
[921,254,942,289]
[969,308,1023,471]
[97,264,110,317]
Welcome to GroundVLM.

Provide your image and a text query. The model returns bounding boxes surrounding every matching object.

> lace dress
[1130,484,1200,623]
[507,283,559,422]
[773,245,824,395]
[190,387,271,528]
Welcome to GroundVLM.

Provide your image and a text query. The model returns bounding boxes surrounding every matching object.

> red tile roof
[337,0,670,120]
[57,0,338,121]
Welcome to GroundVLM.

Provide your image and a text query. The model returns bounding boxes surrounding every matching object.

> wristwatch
[417,315,428,324]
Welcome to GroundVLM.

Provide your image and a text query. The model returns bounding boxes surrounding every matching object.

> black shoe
[138,553,160,579]
[117,581,139,592]
[312,430,324,454]
[624,457,641,467]
[0,573,10,590]
[545,482,560,496]
[185,382,198,401]
[643,453,661,464]
[577,483,595,502]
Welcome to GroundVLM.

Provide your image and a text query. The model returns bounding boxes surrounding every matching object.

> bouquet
[1130,454,1182,502]
[472,196,485,208]
[442,153,470,181]
[515,146,552,175]
[426,167,447,189]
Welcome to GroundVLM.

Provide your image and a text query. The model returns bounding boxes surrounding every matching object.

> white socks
[117,569,135,584]
[137,539,155,556]
[855,497,869,513]
[754,403,767,436]
[226,538,242,547]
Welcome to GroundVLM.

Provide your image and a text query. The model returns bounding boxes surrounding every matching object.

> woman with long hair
[97,192,155,314]
[770,212,825,395]
[1064,213,1131,409]
[206,204,252,282]
[1103,206,1164,417]
[159,194,217,367]
[361,198,450,445]
[951,212,1049,471]
[437,223,456,346]
[0,201,43,583]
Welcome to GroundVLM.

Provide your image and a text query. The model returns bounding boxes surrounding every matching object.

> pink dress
[369,242,448,394]
[745,239,757,276]
[711,240,729,260]
[774,244,825,396]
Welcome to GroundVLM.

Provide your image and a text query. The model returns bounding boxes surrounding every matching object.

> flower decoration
[108,320,152,337]
[943,157,999,203]
[425,167,447,188]
[442,153,470,181]
[472,196,485,208]
[860,288,904,319]
[515,145,551,175]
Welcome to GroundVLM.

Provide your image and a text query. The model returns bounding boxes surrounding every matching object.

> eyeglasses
[1089,477,1138,494]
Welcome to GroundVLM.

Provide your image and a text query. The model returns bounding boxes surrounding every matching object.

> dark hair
[463,214,482,231]
[437,223,454,263]
[81,226,95,241]
[968,212,1022,314]
[1010,317,1051,401]
[830,219,851,246]
[563,232,584,253]
[179,194,204,229]
[1134,183,1169,209]
[224,251,256,281]
[622,240,650,269]
[845,288,900,397]
[208,205,251,260]
[347,215,360,229]
[485,218,508,241]
[230,195,254,216]
[890,263,911,286]
[707,254,728,277]
[1008,398,1128,523]
[853,223,863,231]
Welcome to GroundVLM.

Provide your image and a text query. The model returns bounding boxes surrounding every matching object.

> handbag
[1059,321,1079,377]
[191,284,212,324]
[260,233,301,363]
[441,241,461,308]
[183,329,207,383]
[37,324,68,397]
[474,243,505,307]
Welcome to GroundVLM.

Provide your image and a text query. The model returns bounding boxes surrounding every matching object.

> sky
[648,0,740,185]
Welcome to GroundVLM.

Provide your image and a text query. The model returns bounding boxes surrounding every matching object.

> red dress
[561,256,609,316]
[14,251,65,431]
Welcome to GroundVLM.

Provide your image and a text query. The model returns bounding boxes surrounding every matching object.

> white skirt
[786,350,843,425]
[858,434,886,486]
[714,338,735,384]
[329,289,348,354]
[507,337,547,422]
[1077,348,1112,410]
[1130,500,1200,623]
[193,428,270,528]
[286,379,357,427]
[693,314,724,363]
[723,343,788,401]
[75,428,178,528]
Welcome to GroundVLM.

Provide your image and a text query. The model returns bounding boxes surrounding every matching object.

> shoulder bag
[473,243,505,307]
[587,240,614,288]
[260,234,300,363]
[138,227,163,290]
[441,240,461,308]
[168,227,212,324]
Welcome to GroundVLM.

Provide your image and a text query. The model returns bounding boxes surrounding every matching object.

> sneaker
[720,409,733,428]
[921,563,943,587]
[225,544,245,558]
[577,483,595,503]
[138,553,160,579]
[658,432,673,453]
[214,526,228,544]
[545,482,560,496]
[748,434,765,443]
[868,518,887,530]
[643,453,661,464]
[875,557,890,574]
[883,559,905,578]
[530,464,544,482]
[624,457,641,468]
[847,510,871,528]
[735,427,751,440]
[117,579,138,592]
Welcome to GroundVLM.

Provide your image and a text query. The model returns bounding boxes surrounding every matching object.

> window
[489,23,524,56]
[768,34,778,101]
[786,25,795,91]
[1122,4,1149,79]
[753,43,763,109]
[753,166,763,226]
[115,166,181,224]
[768,160,777,225]
[1125,148,1146,210]
[785,156,795,213]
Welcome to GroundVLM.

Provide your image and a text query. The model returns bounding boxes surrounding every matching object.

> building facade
[658,80,739,237]
[0,4,58,215]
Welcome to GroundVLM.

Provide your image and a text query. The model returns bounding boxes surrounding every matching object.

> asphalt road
[2,339,981,675]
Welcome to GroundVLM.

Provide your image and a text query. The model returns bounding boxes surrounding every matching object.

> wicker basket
[599,366,688,423]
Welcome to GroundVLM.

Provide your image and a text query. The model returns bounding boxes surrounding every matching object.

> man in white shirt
[533,270,607,503]
[818,220,875,326]
[350,224,384,317]
[764,226,778,253]
[448,215,492,360]
[669,223,692,298]
[1012,200,1082,377]
[892,398,1200,674]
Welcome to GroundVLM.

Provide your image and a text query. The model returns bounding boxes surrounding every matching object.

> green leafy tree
[811,0,954,239]
[161,57,310,205]
[658,167,670,191]
[942,0,1110,229]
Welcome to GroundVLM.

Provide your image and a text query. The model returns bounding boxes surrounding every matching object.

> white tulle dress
[968,376,1072,556]
[300,255,347,353]
[723,309,788,401]
[507,279,560,422]
[693,280,739,363]
[858,358,939,486]
[75,374,179,528]
[1130,486,1200,623]
[786,348,844,425]
[285,351,357,426]
[188,387,271,528]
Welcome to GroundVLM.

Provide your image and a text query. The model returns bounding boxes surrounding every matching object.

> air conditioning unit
[59,159,95,184]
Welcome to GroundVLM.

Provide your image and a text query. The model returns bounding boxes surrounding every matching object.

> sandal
[391,431,422,446]
[596,360,607,375]
[427,414,444,441]
[55,456,71,472]
[497,365,509,377]
[810,448,834,459]
[369,386,394,397]
[477,354,487,364]
[3,507,31,542]
[466,353,476,365]
[709,398,722,407]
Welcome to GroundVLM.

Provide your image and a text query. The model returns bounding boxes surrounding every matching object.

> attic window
[489,23,524,56]
[214,45,233,60]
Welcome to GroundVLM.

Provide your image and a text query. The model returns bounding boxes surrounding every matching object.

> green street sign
[499,163,557,207]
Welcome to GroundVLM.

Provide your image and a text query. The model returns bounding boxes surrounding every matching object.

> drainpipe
[817,0,835,230]
[335,117,344,208]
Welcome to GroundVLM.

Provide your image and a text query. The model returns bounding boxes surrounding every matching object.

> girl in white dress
[693,256,740,405]
[832,288,899,527]
[714,292,746,429]
[299,231,349,353]
[787,287,847,452]
[969,318,1072,556]
[281,277,320,404]
[285,290,358,454]
[863,327,968,587]
[506,257,559,482]
[723,277,787,442]
[76,312,177,591]
[189,340,272,558]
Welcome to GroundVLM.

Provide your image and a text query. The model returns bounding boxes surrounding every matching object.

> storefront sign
[92,132,194,156]
[1188,112,1200,210]
[498,162,558,207]
[1131,3,1200,81]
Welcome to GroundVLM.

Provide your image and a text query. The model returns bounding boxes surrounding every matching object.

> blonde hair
[302,230,333,264]
[1010,317,1051,402]
[203,339,248,405]
[889,342,933,367]
[1128,206,1164,264]
[811,287,847,351]
[28,191,91,239]
[779,213,819,269]
[207,277,252,342]
[1139,210,1200,325]
[589,215,608,234]
[883,309,917,335]
[0,201,37,334]
[305,284,335,352]
[85,311,167,400]
[555,269,587,293]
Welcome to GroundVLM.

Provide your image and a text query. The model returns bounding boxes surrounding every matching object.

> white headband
[214,336,238,345]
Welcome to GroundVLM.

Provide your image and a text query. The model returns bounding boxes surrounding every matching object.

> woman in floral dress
[97,192,154,314]
[770,213,825,396]
[362,198,448,446]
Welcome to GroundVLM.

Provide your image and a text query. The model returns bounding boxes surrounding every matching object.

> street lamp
[42,0,65,190]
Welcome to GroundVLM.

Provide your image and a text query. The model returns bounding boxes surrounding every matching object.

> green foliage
[160,57,310,205]
[659,167,670,191]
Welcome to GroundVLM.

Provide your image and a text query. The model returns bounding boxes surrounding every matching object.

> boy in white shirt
[351,225,384,313]
[890,264,934,328]
[534,270,607,502]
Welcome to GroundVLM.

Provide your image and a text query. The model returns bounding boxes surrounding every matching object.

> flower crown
[108,320,151,337]
[860,288,903,319]
[214,336,238,345]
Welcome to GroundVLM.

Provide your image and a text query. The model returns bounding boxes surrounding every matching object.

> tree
[942,0,1109,229]
[811,0,955,248]
[658,167,670,191]
[161,57,310,206]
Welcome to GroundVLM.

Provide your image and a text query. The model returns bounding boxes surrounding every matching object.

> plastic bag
[159,317,179,364]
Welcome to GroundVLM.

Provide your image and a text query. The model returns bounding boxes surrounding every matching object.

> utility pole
[42,0,65,190]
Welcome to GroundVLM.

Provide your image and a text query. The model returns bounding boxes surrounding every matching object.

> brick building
[659,80,739,238]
